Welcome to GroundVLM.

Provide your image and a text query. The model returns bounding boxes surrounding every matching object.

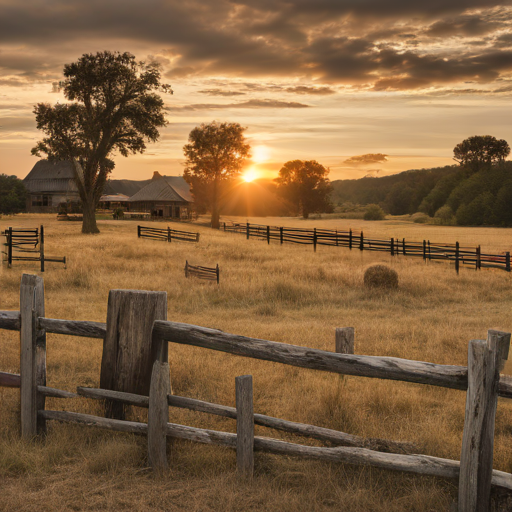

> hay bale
[364,265,398,289]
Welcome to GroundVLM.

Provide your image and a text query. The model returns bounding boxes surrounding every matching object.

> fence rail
[2,225,66,272]
[1,275,511,510]
[223,222,511,274]
[137,225,200,243]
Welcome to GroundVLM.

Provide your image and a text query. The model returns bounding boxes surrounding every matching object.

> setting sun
[252,145,270,164]
[242,167,259,182]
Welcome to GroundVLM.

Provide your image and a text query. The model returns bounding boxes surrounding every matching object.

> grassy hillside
[0,214,511,511]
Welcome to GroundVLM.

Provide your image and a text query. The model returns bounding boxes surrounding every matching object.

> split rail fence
[185,260,219,283]
[1,274,512,511]
[137,225,200,243]
[223,222,511,274]
[2,226,66,272]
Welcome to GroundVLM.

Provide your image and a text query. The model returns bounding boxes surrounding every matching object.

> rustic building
[24,160,81,213]
[128,175,194,219]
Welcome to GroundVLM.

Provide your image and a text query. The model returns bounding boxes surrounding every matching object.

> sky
[1,0,512,182]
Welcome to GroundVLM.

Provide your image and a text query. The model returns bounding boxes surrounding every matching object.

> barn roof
[128,176,193,203]
[24,160,78,193]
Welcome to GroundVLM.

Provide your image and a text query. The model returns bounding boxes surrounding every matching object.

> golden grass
[0,213,511,511]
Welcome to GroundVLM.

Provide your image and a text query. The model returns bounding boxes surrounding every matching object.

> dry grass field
[0,213,511,511]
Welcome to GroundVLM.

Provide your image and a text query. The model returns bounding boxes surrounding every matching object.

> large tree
[275,160,332,219]
[0,174,27,214]
[453,135,510,169]
[183,121,251,229]
[32,51,171,233]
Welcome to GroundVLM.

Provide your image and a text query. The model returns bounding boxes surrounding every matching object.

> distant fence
[137,225,200,243]
[2,225,66,272]
[223,222,511,274]
[1,274,512,510]
[185,260,219,283]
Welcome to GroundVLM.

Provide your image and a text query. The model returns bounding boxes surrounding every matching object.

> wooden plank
[0,371,21,388]
[0,310,21,330]
[37,385,78,399]
[100,289,167,420]
[20,274,46,439]
[152,321,469,390]
[77,387,150,407]
[236,375,254,478]
[458,331,510,511]
[39,317,106,338]
[335,327,355,354]
[148,358,171,473]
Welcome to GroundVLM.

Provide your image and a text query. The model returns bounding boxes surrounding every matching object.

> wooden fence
[1,274,512,511]
[2,225,66,272]
[185,260,219,283]
[137,225,200,243]
[223,222,511,274]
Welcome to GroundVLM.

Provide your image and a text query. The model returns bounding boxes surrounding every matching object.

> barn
[128,175,194,219]
[23,160,81,213]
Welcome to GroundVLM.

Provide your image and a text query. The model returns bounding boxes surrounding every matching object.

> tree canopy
[275,160,332,219]
[183,121,251,229]
[0,174,27,214]
[32,51,171,233]
[453,135,510,169]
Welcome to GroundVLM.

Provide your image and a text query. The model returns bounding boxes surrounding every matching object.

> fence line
[185,260,219,283]
[2,225,66,272]
[223,221,511,274]
[137,225,200,243]
[1,275,511,510]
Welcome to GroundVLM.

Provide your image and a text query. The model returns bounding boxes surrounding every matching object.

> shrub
[364,204,385,221]
[434,205,455,225]
[410,212,431,224]
[363,265,398,289]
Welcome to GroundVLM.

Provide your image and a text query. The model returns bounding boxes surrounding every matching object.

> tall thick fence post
[236,375,254,478]
[506,252,511,272]
[455,242,460,275]
[137,225,141,238]
[458,330,510,512]
[335,327,355,355]
[20,274,46,438]
[100,290,168,420]
[8,227,12,267]
[246,222,250,240]
[148,336,170,474]
[40,225,45,273]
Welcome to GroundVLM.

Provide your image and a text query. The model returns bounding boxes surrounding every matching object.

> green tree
[453,135,510,170]
[183,121,251,229]
[32,51,171,233]
[385,183,413,215]
[0,174,27,214]
[275,160,332,219]
[364,204,385,220]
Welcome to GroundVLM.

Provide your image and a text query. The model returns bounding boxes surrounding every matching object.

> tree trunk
[82,196,99,234]
[211,178,220,229]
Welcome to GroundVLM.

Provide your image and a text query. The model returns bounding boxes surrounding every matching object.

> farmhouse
[128,175,194,219]
[24,160,81,213]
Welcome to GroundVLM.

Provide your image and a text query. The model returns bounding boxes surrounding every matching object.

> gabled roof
[128,176,193,203]
[24,160,78,193]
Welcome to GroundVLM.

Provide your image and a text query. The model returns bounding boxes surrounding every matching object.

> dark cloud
[198,89,246,96]
[284,86,336,95]
[344,154,388,165]
[169,99,310,111]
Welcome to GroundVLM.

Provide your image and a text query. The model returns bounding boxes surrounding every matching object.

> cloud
[198,89,246,96]
[344,154,388,165]
[169,99,310,111]
[284,86,336,95]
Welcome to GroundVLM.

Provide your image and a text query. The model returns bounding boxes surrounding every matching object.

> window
[31,195,52,207]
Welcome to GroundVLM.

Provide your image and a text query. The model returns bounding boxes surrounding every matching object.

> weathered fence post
[280,226,284,245]
[335,327,354,355]
[8,227,12,267]
[246,222,250,240]
[422,240,426,261]
[236,375,254,478]
[267,225,270,245]
[100,290,168,420]
[223,222,226,231]
[458,330,510,512]
[359,231,364,251]
[390,238,394,256]
[167,227,171,243]
[20,274,46,438]
[402,238,406,256]
[313,228,317,252]
[506,252,511,272]
[476,246,481,270]
[40,225,45,273]
[147,335,170,474]
[216,264,220,284]
[455,242,460,275]
[137,225,141,238]
[428,240,431,261]
[349,229,352,250]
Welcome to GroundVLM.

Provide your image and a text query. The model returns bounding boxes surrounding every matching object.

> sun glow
[242,167,259,182]
[252,145,270,163]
